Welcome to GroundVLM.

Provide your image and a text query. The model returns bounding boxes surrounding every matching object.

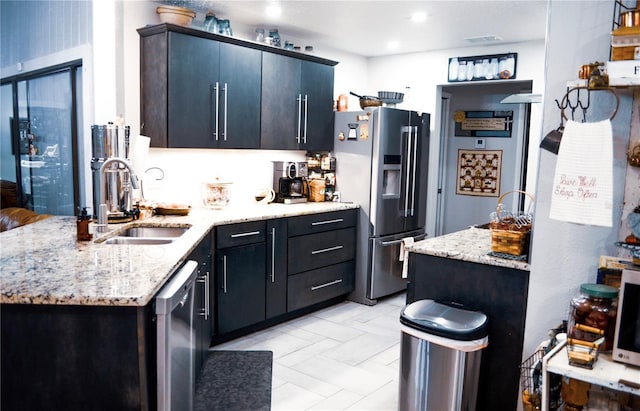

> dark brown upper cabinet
[261,53,335,151]
[139,24,337,151]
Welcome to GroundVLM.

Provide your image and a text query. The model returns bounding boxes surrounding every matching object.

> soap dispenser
[77,207,93,241]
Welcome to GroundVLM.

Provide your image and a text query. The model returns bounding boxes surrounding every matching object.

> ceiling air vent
[464,35,504,44]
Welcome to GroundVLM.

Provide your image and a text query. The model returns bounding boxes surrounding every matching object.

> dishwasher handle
[155,260,198,315]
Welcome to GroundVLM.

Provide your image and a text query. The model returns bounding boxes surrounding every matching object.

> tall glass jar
[255,28,265,43]
[568,283,618,356]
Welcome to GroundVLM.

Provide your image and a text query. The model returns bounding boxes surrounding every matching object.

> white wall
[524,0,631,362]
[366,40,546,125]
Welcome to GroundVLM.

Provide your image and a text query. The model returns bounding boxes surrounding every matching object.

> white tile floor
[212,292,407,411]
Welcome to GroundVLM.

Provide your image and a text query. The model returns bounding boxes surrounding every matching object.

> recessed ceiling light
[464,35,503,43]
[388,41,399,50]
[411,12,427,23]
[266,4,282,18]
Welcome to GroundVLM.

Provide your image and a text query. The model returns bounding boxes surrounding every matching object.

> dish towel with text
[549,119,613,227]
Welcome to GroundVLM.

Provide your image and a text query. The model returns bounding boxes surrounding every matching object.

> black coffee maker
[273,161,309,204]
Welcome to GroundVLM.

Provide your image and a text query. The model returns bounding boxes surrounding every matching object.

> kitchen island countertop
[0,202,359,307]
[406,226,530,271]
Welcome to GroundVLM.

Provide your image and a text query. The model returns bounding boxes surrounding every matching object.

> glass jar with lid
[269,29,281,47]
[567,283,618,367]
[255,28,265,43]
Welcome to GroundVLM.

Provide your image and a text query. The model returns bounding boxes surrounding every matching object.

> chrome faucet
[96,157,140,233]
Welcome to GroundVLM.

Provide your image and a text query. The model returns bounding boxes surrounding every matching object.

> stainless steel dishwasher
[155,260,198,411]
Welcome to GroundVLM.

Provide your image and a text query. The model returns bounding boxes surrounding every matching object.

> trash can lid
[400,299,488,341]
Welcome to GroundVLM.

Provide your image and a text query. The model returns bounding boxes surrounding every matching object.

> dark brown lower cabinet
[407,252,529,411]
[213,209,357,341]
[215,241,267,334]
[266,218,288,319]
[1,304,154,411]
[288,260,355,311]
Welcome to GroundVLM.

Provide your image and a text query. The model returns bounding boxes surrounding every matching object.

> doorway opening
[430,80,535,237]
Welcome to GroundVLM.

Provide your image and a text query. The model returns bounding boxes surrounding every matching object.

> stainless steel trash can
[398,299,488,411]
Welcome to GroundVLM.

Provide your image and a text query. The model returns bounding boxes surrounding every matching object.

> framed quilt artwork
[456,149,502,197]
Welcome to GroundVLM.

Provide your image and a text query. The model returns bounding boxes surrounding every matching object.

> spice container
[567,283,618,368]
[76,207,93,241]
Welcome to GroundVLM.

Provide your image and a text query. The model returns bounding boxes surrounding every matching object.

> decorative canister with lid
[567,283,618,368]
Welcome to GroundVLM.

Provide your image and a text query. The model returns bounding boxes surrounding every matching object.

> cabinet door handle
[619,378,640,389]
[196,275,206,314]
[296,94,302,143]
[311,218,344,226]
[196,272,210,320]
[230,230,261,238]
[311,245,343,255]
[311,279,343,291]
[270,227,276,283]
[302,94,308,144]
[222,83,228,141]
[204,271,210,319]
[213,82,220,141]
[222,255,227,293]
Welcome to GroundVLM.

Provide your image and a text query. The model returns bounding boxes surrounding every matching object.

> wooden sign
[454,110,513,138]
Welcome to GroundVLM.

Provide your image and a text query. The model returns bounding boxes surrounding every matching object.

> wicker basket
[490,190,535,256]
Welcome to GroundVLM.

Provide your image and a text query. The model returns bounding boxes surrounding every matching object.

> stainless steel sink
[98,224,192,245]
[119,226,190,238]
[103,237,176,245]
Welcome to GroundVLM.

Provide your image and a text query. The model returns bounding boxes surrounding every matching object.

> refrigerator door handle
[404,127,413,218]
[410,126,419,217]
[380,238,404,246]
[380,233,427,246]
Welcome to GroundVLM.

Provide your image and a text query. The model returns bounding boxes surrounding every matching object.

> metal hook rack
[559,86,620,122]
[542,86,620,155]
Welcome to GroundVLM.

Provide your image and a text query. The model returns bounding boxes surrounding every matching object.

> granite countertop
[406,226,530,271]
[0,202,358,307]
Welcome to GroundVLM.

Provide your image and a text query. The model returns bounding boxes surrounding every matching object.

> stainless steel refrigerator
[334,107,429,305]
